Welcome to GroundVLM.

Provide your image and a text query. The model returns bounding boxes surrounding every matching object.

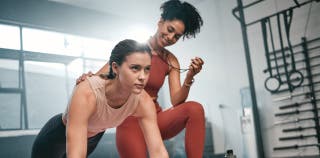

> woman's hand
[76,71,94,85]
[187,57,204,78]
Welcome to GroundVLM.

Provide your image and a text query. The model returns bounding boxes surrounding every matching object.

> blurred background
[0,0,319,157]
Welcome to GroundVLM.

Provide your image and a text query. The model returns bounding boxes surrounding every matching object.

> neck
[148,36,165,56]
[105,79,131,108]
[148,36,161,51]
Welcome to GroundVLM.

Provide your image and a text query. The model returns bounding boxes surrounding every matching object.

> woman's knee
[184,101,205,116]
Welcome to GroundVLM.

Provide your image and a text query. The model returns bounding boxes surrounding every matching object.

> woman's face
[116,52,151,94]
[155,19,185,48]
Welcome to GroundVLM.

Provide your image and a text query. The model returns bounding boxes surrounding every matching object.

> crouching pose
[31,39,169,158]
[77,1,205,157]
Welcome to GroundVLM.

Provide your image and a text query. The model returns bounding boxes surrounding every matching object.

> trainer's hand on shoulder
[187,57,204,77]
[76,71,94,85]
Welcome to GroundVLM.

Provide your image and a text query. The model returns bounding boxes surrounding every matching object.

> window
[0,59,19,88]
[0,24,112,129]
[0,24,20,50]
[0,93,20,130]
[22,28,113,59]
[25,61,68,129]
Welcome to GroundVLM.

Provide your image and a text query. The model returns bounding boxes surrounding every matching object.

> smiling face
[155,19,185,48]
[114,52,151,94]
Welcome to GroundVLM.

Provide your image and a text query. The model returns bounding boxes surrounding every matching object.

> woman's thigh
[32,114,104,158]
[32,113,66,158]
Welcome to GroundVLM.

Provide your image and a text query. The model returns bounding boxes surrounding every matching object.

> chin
[132,88,143,94]
[160,39,167,47]
[156,36,165,47]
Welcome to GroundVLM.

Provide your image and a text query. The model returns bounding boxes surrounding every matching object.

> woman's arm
[134,91,169,158]
[95,62,109,75]
[166,52,204,106]
[66,80,96,158]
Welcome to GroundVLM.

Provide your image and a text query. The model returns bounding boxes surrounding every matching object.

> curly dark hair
[160,0,203,39]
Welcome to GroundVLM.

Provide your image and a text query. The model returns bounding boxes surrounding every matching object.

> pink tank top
[63,76,140,137]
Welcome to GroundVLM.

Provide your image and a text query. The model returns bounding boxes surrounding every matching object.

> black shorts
[31,113,104,158]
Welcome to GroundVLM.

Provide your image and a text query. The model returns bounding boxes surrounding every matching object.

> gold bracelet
[184,78,194,87]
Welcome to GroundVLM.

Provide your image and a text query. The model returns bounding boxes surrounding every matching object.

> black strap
[261,19,272,76]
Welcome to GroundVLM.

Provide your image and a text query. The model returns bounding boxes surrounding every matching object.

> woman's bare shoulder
[162,48,177,60]
[162,48,179,69]
[73,80,96,103]
[139,90,153,104]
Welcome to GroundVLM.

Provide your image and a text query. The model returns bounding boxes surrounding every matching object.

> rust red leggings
[116,101,205,158]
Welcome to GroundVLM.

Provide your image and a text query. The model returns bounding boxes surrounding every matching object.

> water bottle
[224,149,237,158]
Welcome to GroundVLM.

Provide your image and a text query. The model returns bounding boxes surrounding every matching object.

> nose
[138,71,147,81]
[167,33,175,43]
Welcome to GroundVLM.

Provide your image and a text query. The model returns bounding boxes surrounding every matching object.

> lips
[135,84,145,89]
[162,37,168,45]
[158,35,168,46]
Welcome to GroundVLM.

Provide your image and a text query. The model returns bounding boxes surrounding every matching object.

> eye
[168,26,174,33]
[131,65,141,71]
[145,66,151,73]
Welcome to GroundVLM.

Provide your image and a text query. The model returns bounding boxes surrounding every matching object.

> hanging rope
[303,2,313,37]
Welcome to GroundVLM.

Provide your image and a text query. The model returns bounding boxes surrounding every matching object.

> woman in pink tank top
[32,39,168,158]
[78,0,205,157]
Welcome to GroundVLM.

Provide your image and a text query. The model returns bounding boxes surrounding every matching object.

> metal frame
[0,20,108,131]
[0,23,77,130]
[301,37,320,152]
[232,0,318,157]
